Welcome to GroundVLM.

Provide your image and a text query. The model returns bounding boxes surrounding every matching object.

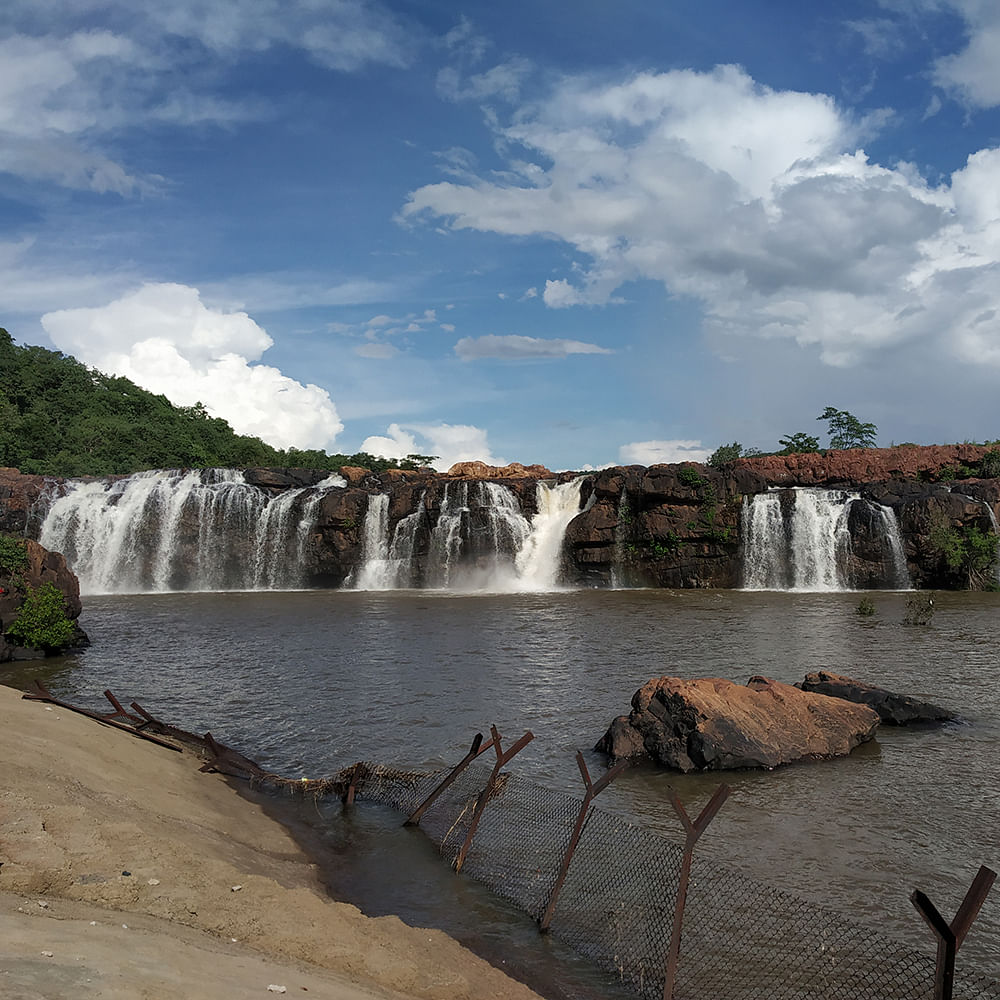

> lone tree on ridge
[817,407,877,450]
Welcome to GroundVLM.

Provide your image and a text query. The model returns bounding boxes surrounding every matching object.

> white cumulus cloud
[361,421,498,470]
[402,64,1000,371]
[933,2,1000,108]
[619,440,712,465]
[40,282,343,451]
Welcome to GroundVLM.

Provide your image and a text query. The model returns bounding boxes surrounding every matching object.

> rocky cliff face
[563,463,768,587]
[2,444,999,592]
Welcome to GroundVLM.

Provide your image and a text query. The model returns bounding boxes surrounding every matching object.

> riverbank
[0,683,543,1000]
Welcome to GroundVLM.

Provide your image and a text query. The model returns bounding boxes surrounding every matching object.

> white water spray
[742,488,909,591]
[39,469,344,594]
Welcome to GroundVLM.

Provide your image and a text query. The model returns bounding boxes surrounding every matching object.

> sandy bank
[0,683,543,1000]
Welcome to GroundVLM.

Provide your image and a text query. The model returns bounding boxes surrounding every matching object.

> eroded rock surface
[798,670,954,725]
[596,675,880,771]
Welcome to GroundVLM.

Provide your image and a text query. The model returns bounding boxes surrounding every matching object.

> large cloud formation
[402,64,1000,370]
[361,422,499,471]
[41,283,343,451]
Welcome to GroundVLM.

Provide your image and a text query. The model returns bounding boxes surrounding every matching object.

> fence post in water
[539,751,627,932]
[454,724,534,874]
[662,783,731,1000]
[911,865,996,1000]
[405,731,496,827]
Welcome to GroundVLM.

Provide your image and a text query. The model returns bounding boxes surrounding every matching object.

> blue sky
[2,1,1000,471]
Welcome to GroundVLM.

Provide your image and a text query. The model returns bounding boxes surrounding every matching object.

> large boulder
[596,675,880,772]
[1,536,88,662]
[797,671,954,725]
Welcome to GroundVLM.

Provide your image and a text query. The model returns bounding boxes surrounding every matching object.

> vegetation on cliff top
[0,330,432,477]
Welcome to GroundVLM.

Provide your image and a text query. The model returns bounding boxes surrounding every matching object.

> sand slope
[0,684,542,1000]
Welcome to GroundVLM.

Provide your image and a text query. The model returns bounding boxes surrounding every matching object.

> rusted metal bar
[23,681,183,752]
[344,762,366,804]
[539,752,627,932]
[102,689,140,723]
[663,783,731,1000]
[405,731,496,826]
[911,865,997,1000]
[454,725,534,873]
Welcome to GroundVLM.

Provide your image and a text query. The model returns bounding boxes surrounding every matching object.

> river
[6,587,999,995]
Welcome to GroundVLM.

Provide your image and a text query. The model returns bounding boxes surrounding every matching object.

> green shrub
[0,534,29,581]
[677,465,706,487]
[5,582,76,651]
[708,442,743,468]
[980,449,1000,478]
[856,597,876,617]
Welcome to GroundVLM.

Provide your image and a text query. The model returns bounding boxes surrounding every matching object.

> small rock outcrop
[1,536,89,662]
[596,675,880,771]
[797,671,954,725]
[448,461,554,479]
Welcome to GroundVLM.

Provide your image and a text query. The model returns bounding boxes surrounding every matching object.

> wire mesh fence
[344,758,1000,1000]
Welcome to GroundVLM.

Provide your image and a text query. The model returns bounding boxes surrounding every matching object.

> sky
[2,1,1000,471]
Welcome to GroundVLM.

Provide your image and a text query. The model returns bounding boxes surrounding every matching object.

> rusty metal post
[911,865,996,1000]
[405,731,496,826]
[539,752,627,932]
[344,763,365,805]
[454,724,533,873]
[103,689,140,723]
[662,783,731,1000]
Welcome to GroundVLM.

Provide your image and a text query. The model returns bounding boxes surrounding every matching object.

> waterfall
[515,478,588,590]
[610,487,630,589]
[741,491,788,590]
[789,489,853,591]
[426,482,471,587]
[742,488,910,591]
[352,494,393,590]
[351,478,584,591]
[38,469,344,594]
[875,504,911,590]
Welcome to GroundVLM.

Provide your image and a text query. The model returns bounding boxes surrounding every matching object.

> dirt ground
[0,683,543,1000]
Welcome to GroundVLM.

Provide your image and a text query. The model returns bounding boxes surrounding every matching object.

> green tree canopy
[0,328,438,477]
[816,407,878,450]
[777,432,821,455]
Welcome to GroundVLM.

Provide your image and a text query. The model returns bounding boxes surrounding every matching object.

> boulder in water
[596,675,880,771]
[797,671,955,725]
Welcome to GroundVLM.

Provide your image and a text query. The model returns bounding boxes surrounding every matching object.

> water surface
[10,588,999,985]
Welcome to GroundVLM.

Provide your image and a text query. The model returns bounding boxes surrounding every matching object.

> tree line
[0,329,435,477]
[709,406,880,467]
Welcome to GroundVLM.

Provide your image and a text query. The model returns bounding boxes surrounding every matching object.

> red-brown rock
[737,445,993,487]
[596,675,880,771]
[447,461,554,479]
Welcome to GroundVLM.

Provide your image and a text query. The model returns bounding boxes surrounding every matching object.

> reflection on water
[8,588,1000,983]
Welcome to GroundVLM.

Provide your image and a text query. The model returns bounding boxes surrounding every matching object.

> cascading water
[742,488,910,591]
[38,469,345,594]
[426,482,473,587]
[515,478,589,590]
[351,478,585,591]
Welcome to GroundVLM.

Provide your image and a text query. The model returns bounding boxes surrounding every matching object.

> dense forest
[0,329,431,477]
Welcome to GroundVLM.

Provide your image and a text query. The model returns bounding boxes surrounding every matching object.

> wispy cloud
[455,333,612,360]
[0,1,417,194]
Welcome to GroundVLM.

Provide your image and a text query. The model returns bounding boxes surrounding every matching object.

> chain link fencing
[336,758,1000,1000]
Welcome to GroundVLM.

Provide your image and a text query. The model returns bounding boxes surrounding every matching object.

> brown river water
[8,587,999,996]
